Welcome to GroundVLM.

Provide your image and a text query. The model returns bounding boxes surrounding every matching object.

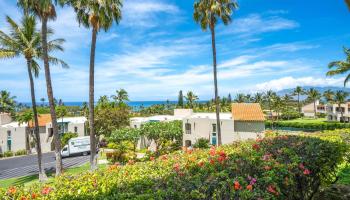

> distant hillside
[277,86,350,96]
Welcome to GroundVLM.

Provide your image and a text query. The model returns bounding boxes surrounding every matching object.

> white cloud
[121,0,181,28]
[255,76,344,91]
[221,14,299,36]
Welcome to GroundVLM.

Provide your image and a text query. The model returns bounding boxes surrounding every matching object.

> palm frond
[31,60,41,78]
[48,56,69,68]
[0,49,17,59]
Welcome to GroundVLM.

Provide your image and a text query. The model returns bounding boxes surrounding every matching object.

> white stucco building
[183,103,265,147]
[0,113,87,153]
[301,100,326,117]
[327,102,350,122]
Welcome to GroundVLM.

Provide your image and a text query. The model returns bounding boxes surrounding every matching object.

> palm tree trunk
[313,101,317,119]
[210,20,221,146]
[89,27,98,171]
[298,94,301,115]
[27,59,47,181]
[41,17,62,176]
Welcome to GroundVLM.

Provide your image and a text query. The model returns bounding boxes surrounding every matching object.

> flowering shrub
[0,135,347,200]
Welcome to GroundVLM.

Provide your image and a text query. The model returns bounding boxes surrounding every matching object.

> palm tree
[60,0,122,171]
[326,47,350,86]
[234,93,246,103]
[17,111,34,154]
[253,92,264,105]
[293,86,305,115]
[194,0,238,146]
[111,89,129,105]
[334,90,349,122]
[0,14,67,180]
[40,97,45,107]
[56,105,68,134]
[18,0,64,176]
[0,90,16,114]
[323,89,335,104]
[265,90,276,119]
[307,88,321,118]
[346,0,350,10]
[185,91,199,108]
[272,95,284,121]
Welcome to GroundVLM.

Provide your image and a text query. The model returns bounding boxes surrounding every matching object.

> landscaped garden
[1,130,349,199]
[266,118,350,131]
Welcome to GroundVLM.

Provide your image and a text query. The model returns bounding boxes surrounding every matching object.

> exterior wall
[302,101,326,117]
[0,113,12,125]
[234,121,265,133]
[67,123,86,137]
[327,103,350,122]
[182,118,237,146]
[0,127,27,153]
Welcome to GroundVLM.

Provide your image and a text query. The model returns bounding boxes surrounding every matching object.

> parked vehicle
[61,136,90,158]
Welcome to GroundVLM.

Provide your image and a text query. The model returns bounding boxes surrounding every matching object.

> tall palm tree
[326,47,350,86]
[334,90,349,122]
[0,14,67,180]
[307,88,321,118]
[18,0,64,176]
[56,105,68,134]
[265,90,276,119]
[185,91,199,108]
[323,89,335,104]
[293,86,305,115]
[111,89,129,105]
[0,90,16,114]
[194,0,238,146]
[60,0,122,170]
[272,95,284,121]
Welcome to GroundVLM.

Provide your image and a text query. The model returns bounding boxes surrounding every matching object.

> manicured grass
[0,163,107,189]
[281,118,328,123]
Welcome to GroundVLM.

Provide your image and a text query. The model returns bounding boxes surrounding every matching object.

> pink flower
[209,146,216,156]
[303,169,311,175]
[299,163,305,170]
[173,163,180,172]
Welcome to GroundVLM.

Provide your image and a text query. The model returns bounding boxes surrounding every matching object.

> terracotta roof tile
[232,103,265,122]
[29,114,51,128]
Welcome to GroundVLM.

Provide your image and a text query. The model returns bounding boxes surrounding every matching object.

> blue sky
[0,0,350,102]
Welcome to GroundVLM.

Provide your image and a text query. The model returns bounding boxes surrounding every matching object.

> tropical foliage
[0,134,347,199]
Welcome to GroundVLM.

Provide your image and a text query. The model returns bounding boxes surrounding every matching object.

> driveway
[0,152,89,179]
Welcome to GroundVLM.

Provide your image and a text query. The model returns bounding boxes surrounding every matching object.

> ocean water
[21,101,179,109]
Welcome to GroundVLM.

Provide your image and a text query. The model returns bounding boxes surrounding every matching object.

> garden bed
[0,133,348,200]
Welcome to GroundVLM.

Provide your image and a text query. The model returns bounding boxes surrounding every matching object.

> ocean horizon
[21,100,209,109]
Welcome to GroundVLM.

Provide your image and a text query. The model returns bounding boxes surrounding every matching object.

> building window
[212,124,217,133]
[185,123,191,134]
[74,126,78,133]
[185,140,192,147]
[7,131,11,151]
[134,125,137,128]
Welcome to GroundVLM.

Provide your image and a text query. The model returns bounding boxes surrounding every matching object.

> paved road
[0,152,89,179]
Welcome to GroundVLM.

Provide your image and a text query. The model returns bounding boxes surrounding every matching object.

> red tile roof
[232,103,265,122]
[29,114,51,128]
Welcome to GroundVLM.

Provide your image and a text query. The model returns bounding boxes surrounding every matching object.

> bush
[61,132,78,147]
[0,153,3,158]
[193,138,210,149]
[14,149,26,156]
[0,135,347,200]
[3,151,13,157]
[266,120,350,131]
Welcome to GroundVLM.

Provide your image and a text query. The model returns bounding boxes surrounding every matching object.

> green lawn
[338,166,350,185]
[281,118,328,123]
[0,160,108,189]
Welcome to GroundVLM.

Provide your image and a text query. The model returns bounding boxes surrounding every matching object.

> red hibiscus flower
[173,163,180,172]
[246,184,253,191]
[41,186,52,195]
[150,156,155,161]
[267,185,279,196]
[252,143,260,151]
[7,187,16,196]
[234,181,242,190]
[198,161,204,167]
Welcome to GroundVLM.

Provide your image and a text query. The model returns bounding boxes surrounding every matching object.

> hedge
[265,121,350,130]
[0,135,347,200]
